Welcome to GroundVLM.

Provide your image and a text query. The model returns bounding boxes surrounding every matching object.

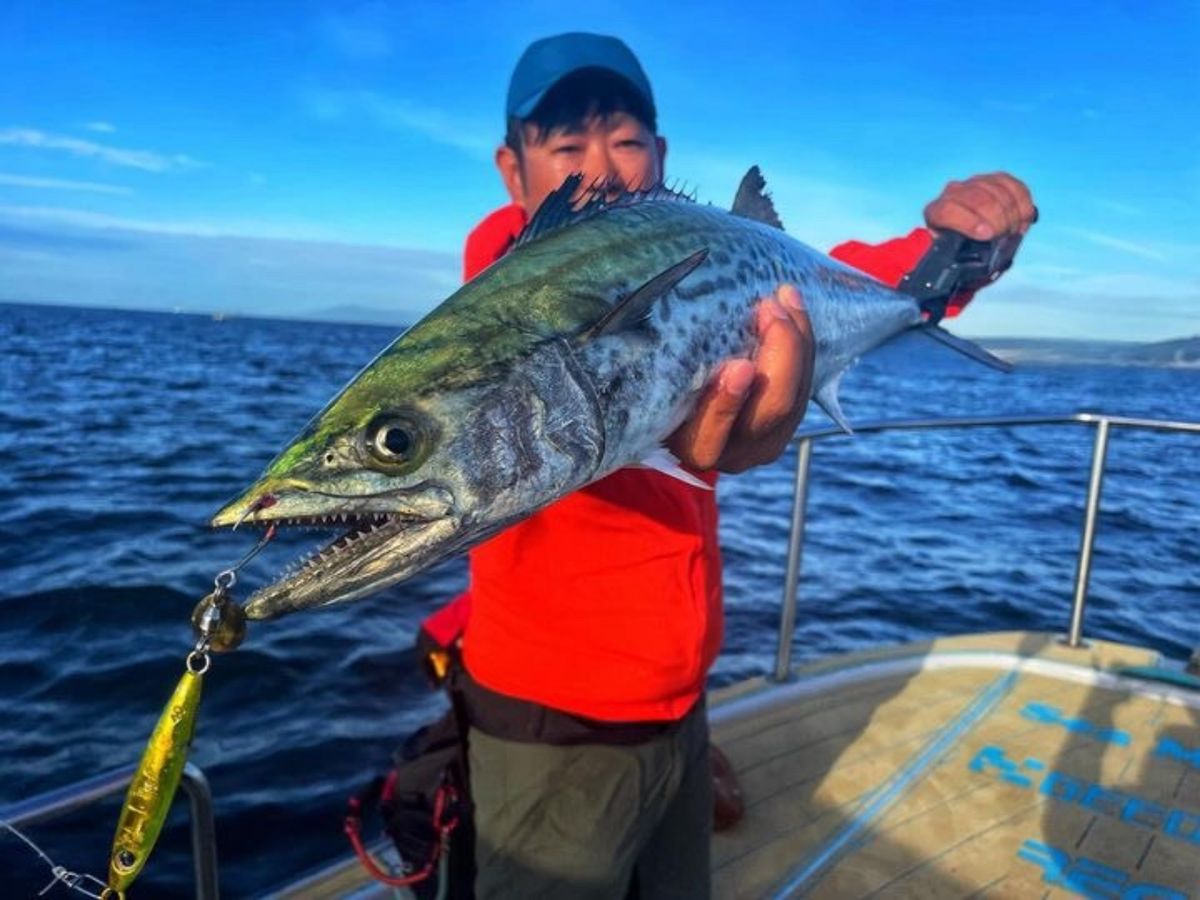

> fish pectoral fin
[731,166,785,230]
[916,324,1014,373]
[637,447,713,490]
[815,377,854,434]
[580,249,709,341]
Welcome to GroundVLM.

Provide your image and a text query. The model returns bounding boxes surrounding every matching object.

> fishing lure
[105,663,203,898]
[103,526,269,897]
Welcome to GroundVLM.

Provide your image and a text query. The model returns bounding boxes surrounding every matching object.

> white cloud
[0,128,206,172]
[85,121,117,133]
[306,91,493,157]
[317,4,392,60]
[0,173,131,195]
[1089,198,1143,217]
[0,203,339,241]
[1063,226,1168,262]
[0,207,459,320]
[676,152,895,248]
[959,279,1200,342]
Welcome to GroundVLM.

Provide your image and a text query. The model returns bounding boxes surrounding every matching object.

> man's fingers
[668,284,814,473]
[669,359,754,470]
[988,172,1037,228]
[967,178,1023,235]
[926,174,1037,239]
[926,195,997,239]
[717,289,814,471]
[931,182,1008,237]
[741,299,803,428]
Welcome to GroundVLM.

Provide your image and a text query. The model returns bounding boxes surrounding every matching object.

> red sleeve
[829,227,976,318]
[463,204,528,281]
[421,592,472,648]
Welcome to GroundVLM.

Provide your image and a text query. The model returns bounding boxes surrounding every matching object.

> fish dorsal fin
[580,249,709,341]
[514,175,696,250]
[732,166,785,231]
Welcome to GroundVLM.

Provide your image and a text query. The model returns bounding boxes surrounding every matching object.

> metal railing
[0,762,220,900]
[7,411,1198,895]
[771,412,1200,682]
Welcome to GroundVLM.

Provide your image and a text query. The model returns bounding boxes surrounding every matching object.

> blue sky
[1,1,1196,340]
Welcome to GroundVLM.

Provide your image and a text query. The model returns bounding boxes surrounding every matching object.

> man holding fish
[213,30,1036,900]
[416,32,1037,900]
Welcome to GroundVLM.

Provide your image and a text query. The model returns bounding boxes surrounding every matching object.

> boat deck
[276,632,1200,898]
[711,632,1200,898]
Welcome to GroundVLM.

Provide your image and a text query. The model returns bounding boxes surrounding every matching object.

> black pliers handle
[897,229,1026,324]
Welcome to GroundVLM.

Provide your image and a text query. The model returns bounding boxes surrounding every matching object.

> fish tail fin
[914,324,1014,373]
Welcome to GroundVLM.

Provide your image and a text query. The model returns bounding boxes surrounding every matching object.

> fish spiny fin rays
[916,324,1014,373]
[815,375,854,434]
[514,174,696,249]
[731,166,785,230]
[638,446,713,490]
[580,249,710,341]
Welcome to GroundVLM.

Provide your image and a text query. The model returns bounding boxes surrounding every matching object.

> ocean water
[2,301,1197,897]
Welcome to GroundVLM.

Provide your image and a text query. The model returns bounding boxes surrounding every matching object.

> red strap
[344,784,459,887]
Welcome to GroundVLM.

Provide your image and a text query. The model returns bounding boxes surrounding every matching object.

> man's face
[496,111,667,216]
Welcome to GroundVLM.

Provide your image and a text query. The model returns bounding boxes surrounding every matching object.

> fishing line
[5,528,278,899]
[0,817,107,898]
[221,522,277,573]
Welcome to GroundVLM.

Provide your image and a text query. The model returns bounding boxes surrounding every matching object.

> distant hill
[1113,335,1200,366]
[298,315,1199,367]
[982,336,1200,368]
[299,304,414,327]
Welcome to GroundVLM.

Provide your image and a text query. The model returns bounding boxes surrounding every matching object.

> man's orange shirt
[446,204,965,722]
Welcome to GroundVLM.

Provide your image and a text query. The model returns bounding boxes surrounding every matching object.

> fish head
[211,325,604,619]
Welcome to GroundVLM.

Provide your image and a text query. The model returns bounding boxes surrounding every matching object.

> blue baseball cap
[506,32,655,121]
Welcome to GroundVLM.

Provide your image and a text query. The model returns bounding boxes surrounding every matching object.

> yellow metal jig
[105,660,204,898]
[103,525,272,898]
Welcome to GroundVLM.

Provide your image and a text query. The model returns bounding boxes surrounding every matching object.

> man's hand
[924,172,1037,240]
[668,284,813,474]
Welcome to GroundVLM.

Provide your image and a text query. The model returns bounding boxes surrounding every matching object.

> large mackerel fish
[213,168,1008,619]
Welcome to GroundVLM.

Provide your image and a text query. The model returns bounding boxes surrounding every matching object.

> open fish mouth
[264,510,423,581]
[239,511,459,619]
[211,484,460,619]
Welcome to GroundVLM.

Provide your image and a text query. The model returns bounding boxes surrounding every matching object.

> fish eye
[378,426,410,458]
[366,416,421,466]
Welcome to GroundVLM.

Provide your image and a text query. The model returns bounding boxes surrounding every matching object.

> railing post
[1066,418,1111,648]
[0,763,220,900]
[773,438,813,682]
[182,764,220,900]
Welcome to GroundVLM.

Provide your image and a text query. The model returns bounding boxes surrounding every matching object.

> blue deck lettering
[1022,702,1132,746]
[969,745,1200,848]
[1017,839,1189,899]
[1155,737,1200,770]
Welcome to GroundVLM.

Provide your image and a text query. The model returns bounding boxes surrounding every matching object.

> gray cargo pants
[468,701,712,899]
